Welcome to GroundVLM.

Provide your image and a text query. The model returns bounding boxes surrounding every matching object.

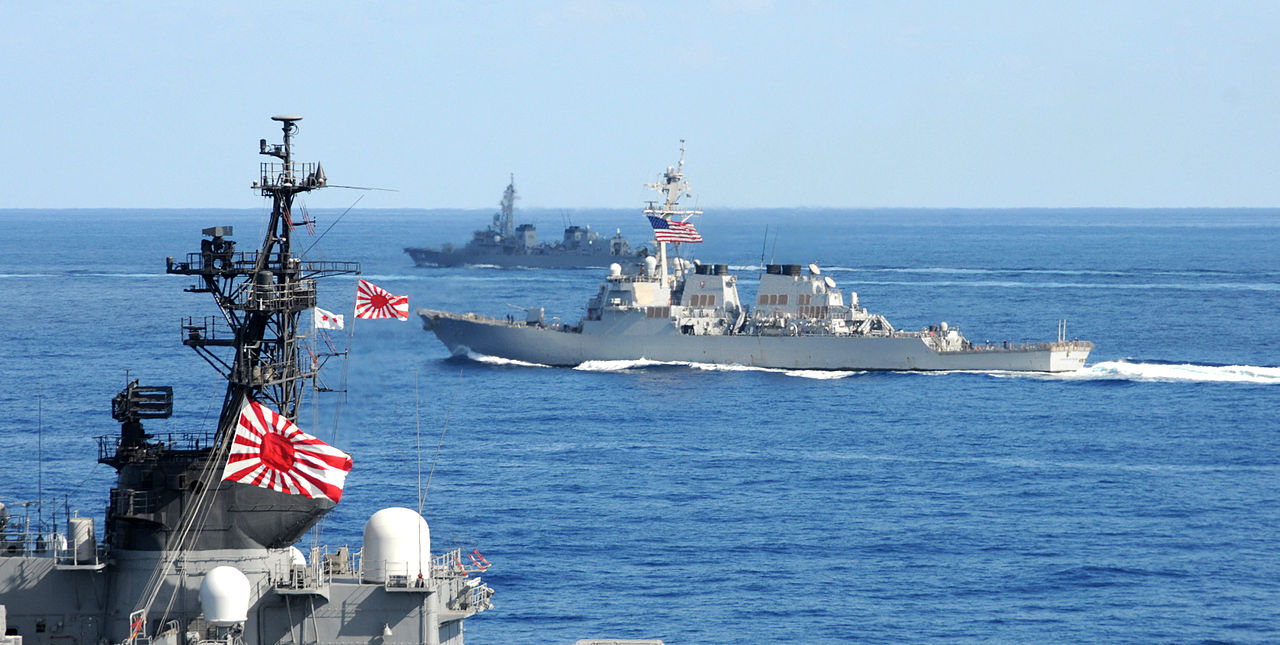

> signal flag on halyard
[647,215,702,243]
[469,549,491,571]
[355,279,409,321]
[221,400,353,503]
[312,306,344,330]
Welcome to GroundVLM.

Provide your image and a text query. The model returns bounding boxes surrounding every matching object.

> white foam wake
[460,350,551,368]
[573,358,671,372]
[1001,360,1280,384]
[572,358,863,379]
[463,352,1278,384]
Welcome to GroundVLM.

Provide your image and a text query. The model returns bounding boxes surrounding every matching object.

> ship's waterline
[421,308,1090,372]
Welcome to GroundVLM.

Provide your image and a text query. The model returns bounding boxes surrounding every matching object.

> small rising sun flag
[355,279,409,321]
[647,215,702,243]
[221,400,353,503]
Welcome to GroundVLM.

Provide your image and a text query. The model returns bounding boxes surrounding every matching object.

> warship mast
[0,116,500,645]
[643,140,700,289]
[172,115,357,441]
[495,174,517,239]
[97,115,363,553]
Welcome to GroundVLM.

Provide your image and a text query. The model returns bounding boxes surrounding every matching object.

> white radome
[362,507,432,583]
[200,566,251,626]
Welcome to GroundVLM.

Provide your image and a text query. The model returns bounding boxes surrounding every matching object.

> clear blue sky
[2,1,1278,209]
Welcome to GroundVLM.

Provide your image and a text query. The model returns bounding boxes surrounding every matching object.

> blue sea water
[1,206,1279,644]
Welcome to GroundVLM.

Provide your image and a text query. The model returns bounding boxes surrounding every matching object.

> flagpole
[658,240,668,289]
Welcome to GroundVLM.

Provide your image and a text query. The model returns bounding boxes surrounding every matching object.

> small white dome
[609,263,622,277]
[644,256,658,273]
[200,566,250,626]
[362,507,431,583]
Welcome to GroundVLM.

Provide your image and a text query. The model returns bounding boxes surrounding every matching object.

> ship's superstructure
[419,147,1093,372]
[404,176,645,268]
[0,116,492,645]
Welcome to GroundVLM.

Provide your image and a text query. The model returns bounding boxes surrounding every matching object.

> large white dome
[362,507,431,583]
[200,566,250,626]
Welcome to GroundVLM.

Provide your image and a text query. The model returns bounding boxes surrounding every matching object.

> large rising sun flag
[647,215,702,243]
[221,400,353,503]
[355,279,409,320]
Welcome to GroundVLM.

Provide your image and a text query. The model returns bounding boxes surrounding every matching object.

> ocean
[2,206,1278,644]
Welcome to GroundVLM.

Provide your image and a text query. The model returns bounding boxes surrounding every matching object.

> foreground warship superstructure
[0,117,492,645]
[419,149,1093,372]
[404,176,646,268]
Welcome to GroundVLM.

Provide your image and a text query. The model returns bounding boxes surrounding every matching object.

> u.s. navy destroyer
[419,148,1093,372]
[0,117,495,645]
[404,176,647,268]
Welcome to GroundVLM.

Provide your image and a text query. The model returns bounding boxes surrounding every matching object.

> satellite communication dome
[609,263,622,277]
[644,256,659,274]
[362,507,431,583]
[200,566,251,626]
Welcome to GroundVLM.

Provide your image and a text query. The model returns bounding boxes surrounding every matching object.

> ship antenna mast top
[644,139,699,219]
[643,140,701,289]
[169,114,352,433]
[497,174,518,239]
[262,115,300,168]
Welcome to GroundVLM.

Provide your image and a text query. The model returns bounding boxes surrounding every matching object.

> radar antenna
[643,140,702,288]
[167,115,359,439]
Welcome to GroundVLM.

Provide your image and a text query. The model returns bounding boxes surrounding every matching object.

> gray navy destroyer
[404,176,647,268]
[419,147,1093,372]
[0,117,497,645]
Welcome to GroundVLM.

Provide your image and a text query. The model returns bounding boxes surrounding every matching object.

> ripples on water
[1,208,1278,643]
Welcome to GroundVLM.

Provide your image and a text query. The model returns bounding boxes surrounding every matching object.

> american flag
[647,215,702,243]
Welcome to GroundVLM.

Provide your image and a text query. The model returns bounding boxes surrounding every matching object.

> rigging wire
[416,368,422,514]
[139,402,237,635]
[37,382,43,532]
[421,368,463,514]
[301,194,363,257]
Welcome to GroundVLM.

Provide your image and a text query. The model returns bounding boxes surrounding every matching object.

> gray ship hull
[0,547,480,645]
[406,247,644,269]
[420,310,1091,372]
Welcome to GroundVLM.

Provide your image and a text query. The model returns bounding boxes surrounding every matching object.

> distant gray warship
[419,147,1093,372]
[0,117,495,645]
[404,176,647,268]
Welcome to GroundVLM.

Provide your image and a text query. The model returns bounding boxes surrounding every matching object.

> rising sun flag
[221,400,353,503]
[355,279,409,320]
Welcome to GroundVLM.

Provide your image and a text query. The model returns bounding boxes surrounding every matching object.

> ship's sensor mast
[167,115,357,441]
[643,140,700,288]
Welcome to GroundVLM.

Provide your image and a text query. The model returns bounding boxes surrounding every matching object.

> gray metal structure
[404,176,647,268]
[0,117,493,645]
[419,148,1093,372]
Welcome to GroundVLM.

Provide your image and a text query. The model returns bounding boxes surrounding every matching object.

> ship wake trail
[573,358,865,379]
[460,349,552,368]
[998,360,1280,384]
